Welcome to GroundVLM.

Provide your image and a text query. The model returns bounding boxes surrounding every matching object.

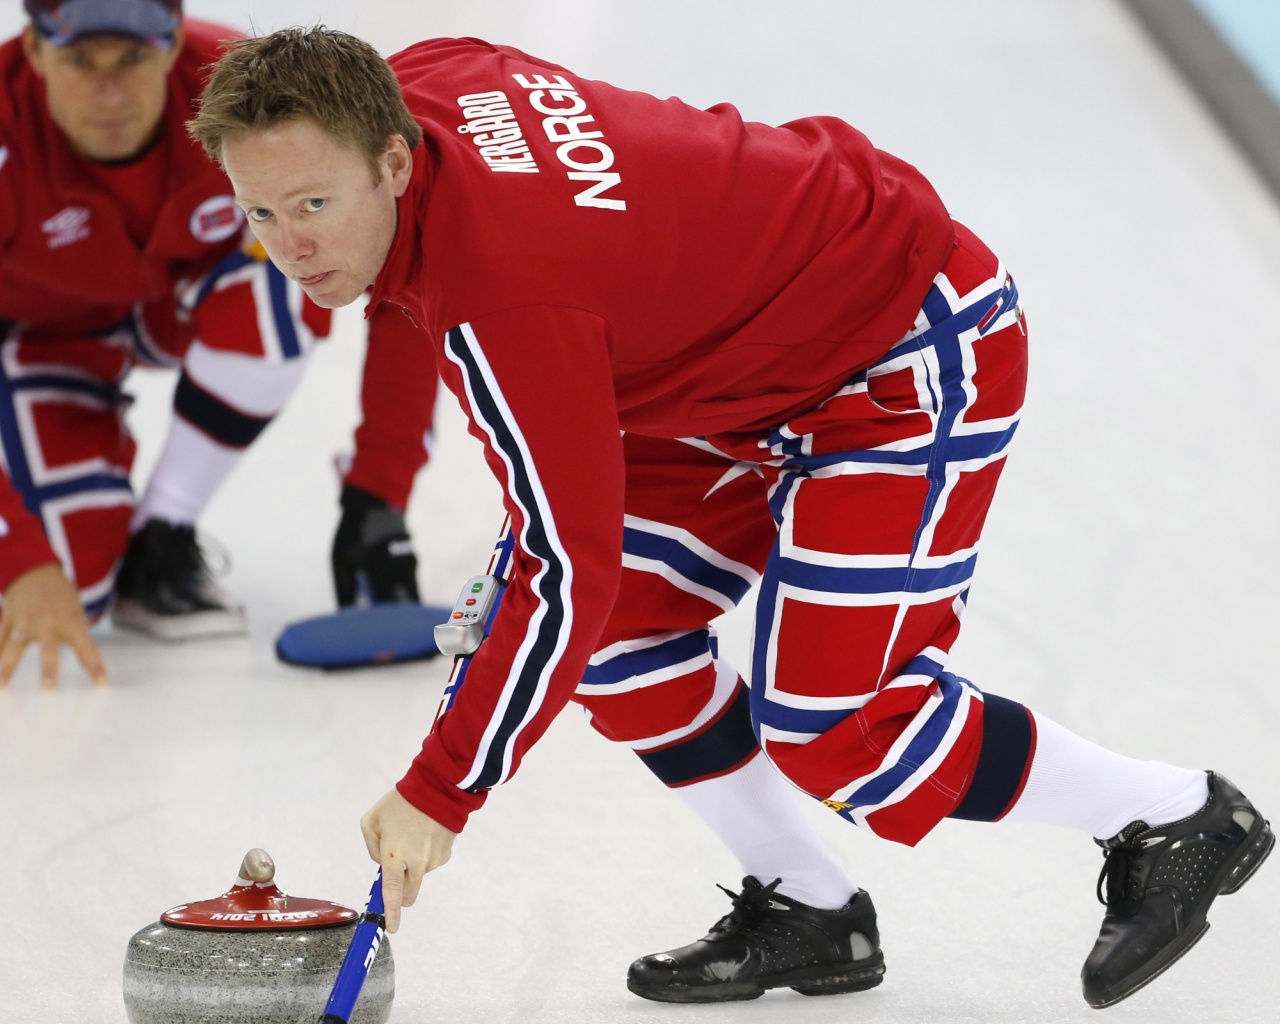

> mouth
[89,115,138,132]
[296,271,334,287]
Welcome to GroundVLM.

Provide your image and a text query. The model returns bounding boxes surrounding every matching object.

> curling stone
[123,849,393,1024]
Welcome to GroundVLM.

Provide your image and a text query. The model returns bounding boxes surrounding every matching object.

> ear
[21,25,47,78]
[384,134,414,197]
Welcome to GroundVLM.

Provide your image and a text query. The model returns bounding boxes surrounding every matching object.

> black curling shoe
[627,876,885,1003]
[1082,772,1273,1009]
[112,519,247,641]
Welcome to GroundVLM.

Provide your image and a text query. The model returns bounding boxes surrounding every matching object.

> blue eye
[247,208,271,223]
[304,198,326,212]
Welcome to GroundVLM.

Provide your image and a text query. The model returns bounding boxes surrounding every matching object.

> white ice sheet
[2,2,1278,1021]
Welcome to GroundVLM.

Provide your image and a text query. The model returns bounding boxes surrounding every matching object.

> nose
[93,74,130,110]
[276,220,315,265]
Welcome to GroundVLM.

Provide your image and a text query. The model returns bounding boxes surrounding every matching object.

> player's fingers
[333,556,359,607]
[380,860,406,934]
[39,632,60,690]
[428,842,453,873]
[401,859,425,909]
[0,627,30,685]
[69,630,109,687]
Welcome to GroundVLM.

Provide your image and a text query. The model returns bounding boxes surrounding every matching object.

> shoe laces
[168,525,232,581]
[1095,822,1149,909]
[709,877,784,938]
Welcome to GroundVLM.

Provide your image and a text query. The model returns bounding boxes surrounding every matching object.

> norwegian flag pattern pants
[578,223,1033,845]
[0,248,328,616]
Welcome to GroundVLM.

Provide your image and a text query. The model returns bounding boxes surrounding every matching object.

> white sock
[1000,712,1209,840]
[671,750,857,910]
[133,344,310,530]
[132,415,242,528]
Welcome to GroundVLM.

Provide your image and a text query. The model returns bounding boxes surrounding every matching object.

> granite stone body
[123,918,394,1024]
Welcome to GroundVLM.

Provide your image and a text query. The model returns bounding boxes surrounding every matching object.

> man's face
[22,26,182,161]
[221,118,413,309]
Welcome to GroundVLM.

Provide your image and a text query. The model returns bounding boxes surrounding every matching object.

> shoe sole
[627,952,885,1003]
[792,954,887,996]
[111,600,248,642]
[1085,815,1275,1009]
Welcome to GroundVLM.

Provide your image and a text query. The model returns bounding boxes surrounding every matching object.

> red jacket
[344,301,436,512]
[370,38,957,831]
[0,20,246,334]
[0,20,247,591]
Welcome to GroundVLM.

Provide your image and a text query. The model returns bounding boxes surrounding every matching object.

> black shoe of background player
[1082,772,1274,1008]
[111,519,247,641]
[331,484,420,607]
[627,876,885,1003]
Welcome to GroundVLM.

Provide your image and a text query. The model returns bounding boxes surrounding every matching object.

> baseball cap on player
[24,0,182,47]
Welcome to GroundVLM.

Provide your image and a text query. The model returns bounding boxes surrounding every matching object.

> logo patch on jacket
[42,206,91,248]
[189,195,245,243]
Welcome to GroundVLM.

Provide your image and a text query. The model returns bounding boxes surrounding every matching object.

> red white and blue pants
[577,223,1033,845]
[0,245,329,616]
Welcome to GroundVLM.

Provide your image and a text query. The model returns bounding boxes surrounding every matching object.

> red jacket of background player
[0,20,252,590]
[368,38,958,832]
[0,20,246,336]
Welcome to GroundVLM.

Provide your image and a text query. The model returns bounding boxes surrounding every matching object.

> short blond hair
[188,26,423,184]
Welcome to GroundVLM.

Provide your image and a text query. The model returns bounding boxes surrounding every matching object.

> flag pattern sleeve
[396,305,625,831]
[344,301,438,510]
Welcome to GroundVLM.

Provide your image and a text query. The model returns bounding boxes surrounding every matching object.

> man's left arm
[331,301,439,606]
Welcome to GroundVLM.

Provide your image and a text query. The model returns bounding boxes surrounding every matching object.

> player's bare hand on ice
[361,787,456,933]
[0,563,108,688]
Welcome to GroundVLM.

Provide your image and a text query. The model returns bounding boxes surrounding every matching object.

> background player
[0,0,326,685]
[193,29,1273,1008]
[0,0,436,685]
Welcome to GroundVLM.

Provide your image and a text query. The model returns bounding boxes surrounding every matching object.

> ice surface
[2,2,1279,1022]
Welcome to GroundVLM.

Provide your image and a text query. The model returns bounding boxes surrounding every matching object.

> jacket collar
[366,140,433,321]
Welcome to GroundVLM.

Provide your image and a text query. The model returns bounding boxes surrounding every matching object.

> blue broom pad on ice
[275,604,452,670]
